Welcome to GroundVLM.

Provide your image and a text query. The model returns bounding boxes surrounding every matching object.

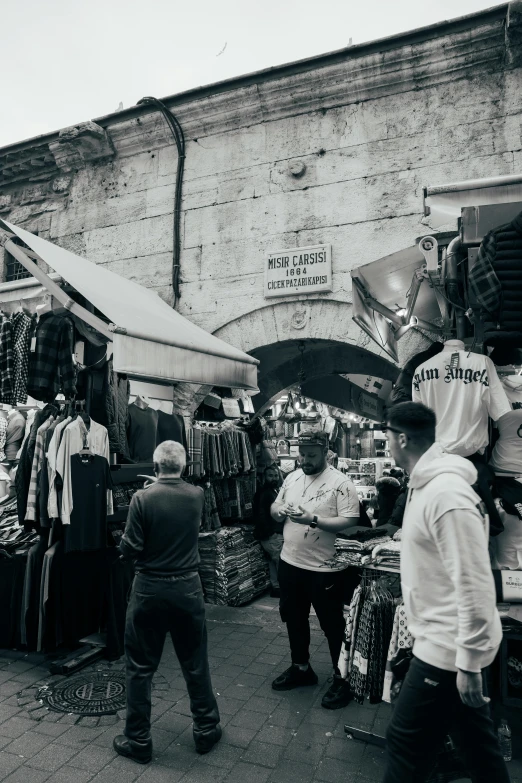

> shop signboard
[357,390,381,419]
[264,244,332,298]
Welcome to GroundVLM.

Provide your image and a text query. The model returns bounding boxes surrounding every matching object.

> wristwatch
[310,516,318,528]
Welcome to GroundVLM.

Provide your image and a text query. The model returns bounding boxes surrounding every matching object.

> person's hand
[456,670,490,708]
[288,506,314,525]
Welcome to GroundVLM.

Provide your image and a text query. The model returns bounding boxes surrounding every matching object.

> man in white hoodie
[381,402,510,783]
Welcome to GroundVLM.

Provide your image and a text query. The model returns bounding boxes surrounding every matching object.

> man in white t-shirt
[270,431,359,709]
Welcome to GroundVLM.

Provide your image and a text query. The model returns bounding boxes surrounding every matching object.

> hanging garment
[56,417,112,524]
[127,403,158,462]
[5,411,26,461]
[0,416,7,462]
[89,361,131,457]
[490,409,522,476]
[187,426,203,477]
[390,342,444,405]
[27,313,77,402]
[65,455,113,553]
[0,318,14,404]
[493,476,522,520]
[470,210,522,348]
[15,406,57,526]
[501,376,522,410]
[11,311,35,404]
[338,584,363,679]
[412,348,510,457]
[47,416,72,519]
[156,411,188,451]
[25,418,54,523]
[382,603,413,703]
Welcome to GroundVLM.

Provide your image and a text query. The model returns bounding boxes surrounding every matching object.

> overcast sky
[1,0,501,149]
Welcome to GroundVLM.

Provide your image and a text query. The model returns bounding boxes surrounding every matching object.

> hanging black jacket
[389,342,443,406]
[472,210,522,348]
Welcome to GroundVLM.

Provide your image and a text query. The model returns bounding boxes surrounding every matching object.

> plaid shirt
[469,230,502,317]
[0,318,14,404]
[27,313,77,402]
[0,416,7,461]
[25,417,53,522]
[11,311,35,405]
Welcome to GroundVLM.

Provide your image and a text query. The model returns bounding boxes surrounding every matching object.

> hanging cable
[137,96,185,308]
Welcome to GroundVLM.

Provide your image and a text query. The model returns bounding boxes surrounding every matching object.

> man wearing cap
[270,430,360,709]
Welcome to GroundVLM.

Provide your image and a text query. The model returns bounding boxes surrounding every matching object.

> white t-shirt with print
[276,465,359,572]
[412,350,510,457]
[490,409,522,476]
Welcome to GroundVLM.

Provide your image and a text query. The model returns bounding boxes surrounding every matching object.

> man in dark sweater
[114,441,221,765]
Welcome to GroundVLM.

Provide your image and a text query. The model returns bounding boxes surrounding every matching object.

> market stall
[0,219,259,666]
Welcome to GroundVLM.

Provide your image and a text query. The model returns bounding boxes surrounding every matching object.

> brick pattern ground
[0,604,521,783]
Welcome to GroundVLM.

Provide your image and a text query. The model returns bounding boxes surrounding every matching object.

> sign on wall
[264,244,332,298]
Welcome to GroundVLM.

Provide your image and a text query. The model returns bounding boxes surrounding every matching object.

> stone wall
[0,3,521,392]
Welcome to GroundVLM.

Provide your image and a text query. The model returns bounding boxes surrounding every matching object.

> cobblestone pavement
[0,597,521,783]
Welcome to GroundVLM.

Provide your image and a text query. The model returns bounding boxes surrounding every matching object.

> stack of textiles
[371,540,401,569]
[331,534,393,568]
[112,481,146,508]
[349,580,396,704]
[198,526,269,606]
[186,424,255,479]
[0,497,38,556]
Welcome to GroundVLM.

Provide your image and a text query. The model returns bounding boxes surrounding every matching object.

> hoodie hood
[408,442,477,490]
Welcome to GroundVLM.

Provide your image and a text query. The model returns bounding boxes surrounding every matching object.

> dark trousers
[278,559,345,672]
[384,657,511,783]
[124,572,219,746]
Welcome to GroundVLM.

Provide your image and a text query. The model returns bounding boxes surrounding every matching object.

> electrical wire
[137,96,185,308]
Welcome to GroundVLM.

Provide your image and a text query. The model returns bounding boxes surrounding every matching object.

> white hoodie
[401,443,502,673]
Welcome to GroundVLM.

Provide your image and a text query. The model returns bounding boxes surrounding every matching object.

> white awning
[424,174,522,228]
[0,220,258,390]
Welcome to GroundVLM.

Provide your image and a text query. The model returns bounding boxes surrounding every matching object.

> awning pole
[3,239,113,340]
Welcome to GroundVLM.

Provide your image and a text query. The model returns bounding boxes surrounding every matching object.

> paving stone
[224,761,272,783]
[213,664,247,679]
[245,696,281,714]
[0,752,24,777]
[221,684,258,702]
[284,739,327,766]
[1,766,52,783]
[3,731,51,759]
[3,662,38,674]
[67,742,116,771]
[243,663,276,677]
[315,756,355,781]
[0,705,22,724]
[0,716,38,738]
[154,710,193,736]
[213,696,244,716]
[292,722,338,745]
[155,742,198,772]
[357,745,387,779]
[55,724,105,748]
[325,736,366,762]
[266,706,305,730]
[44,767,93,783]
[32,721,73,738]
[88,764,143,783]
[26,741,79,771]
[179,761,229,783]
[230,673,266,689]
[92,725,123,747]
[268,759,314,783]
[240,741,285,768]
[229,709,268,731]
[255,724,294,747]
[0,682,25,699]
[222,724,258,749]
[304,709,343,728]
[137,765,185,783]
[197,742,243,770]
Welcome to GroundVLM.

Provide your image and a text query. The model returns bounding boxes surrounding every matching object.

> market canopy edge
[0,220,259,391]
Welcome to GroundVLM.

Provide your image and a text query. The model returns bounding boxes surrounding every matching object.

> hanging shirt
[0,318,14,404]
[156,410,187,451]
[47,416,72,519]
[65,455,113,553]
[412,350,511,456]
[25,417,54,522]
[490,409,522,476]
[27,312,76,402]
[276,466,359,572]
[56,416,112,524]
[5,411,26,461]
[11,311,35,404]
[127,403,158,462]
[0,416,7,462]
[501,376,522,410]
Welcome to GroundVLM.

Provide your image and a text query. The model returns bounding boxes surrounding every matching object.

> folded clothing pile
[371,540,401,569]
[198,526,269,606]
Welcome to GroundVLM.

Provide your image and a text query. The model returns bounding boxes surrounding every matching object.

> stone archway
[172,299,405,416]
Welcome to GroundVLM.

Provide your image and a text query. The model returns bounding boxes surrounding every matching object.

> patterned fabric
[27,313,77,402]
[11,311,34,404]
[469,230,502,317]
[338,585,363,679]
[0,416,7,461]
[382,603,412,703]
[201,484,221,531]
[187,426,202,477]
[25,417,54,522]
[0,319,14,404]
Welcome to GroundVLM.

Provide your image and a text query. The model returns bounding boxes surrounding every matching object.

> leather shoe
[113,735,152,764]
[194,724,222,754]
[272,664,318,691]
[321,675,352,710]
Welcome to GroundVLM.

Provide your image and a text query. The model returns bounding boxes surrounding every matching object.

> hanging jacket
[470,210,522,348]
[27,313,77,402]
[389,342,443,406]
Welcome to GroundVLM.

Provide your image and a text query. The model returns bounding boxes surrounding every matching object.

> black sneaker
[321,675,352,709]
[272,664,318,691]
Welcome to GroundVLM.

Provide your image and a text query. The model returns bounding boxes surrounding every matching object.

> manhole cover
[40,671,126,716]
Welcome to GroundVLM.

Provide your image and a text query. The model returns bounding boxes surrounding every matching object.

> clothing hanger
[133,395,150,410]
[35,294,53,316]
